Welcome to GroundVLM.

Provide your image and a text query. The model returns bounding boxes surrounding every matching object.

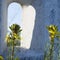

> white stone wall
[21,5,36,49]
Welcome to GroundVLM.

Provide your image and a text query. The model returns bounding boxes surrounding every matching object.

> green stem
[11,40,14,60]
[49,39,54,60]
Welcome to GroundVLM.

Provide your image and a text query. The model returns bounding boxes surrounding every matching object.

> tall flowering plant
[44,25,60,60]
[5,24,22,60]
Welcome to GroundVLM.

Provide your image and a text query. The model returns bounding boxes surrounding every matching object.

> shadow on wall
[30,1,48,53]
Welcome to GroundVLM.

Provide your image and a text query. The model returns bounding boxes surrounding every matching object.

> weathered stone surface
[0,0,2,54]
[1,0,60,59]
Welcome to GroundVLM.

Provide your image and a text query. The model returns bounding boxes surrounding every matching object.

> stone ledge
[2,47,44,60]
[16,48,44,60]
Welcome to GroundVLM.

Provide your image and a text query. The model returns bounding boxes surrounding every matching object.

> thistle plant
[6,24,22,60]
[44,25,60,60]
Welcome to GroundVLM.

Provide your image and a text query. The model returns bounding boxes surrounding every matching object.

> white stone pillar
[21,5,36,49]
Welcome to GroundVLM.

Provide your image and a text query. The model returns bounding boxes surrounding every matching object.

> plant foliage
[44,25,60,60]
[6,24,22,60]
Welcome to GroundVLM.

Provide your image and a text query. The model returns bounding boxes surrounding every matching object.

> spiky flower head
[46,25,58,40]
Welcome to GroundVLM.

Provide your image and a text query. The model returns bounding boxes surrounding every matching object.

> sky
[8,2,22,30]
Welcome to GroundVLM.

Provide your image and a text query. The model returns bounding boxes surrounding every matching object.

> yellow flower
[0,56,4,60]
[47,25,58,36]
[5,35,11,43]
[12,33,21,40]
[49,34,55,40]
[13,33,17,38]
[46,25,58,40]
